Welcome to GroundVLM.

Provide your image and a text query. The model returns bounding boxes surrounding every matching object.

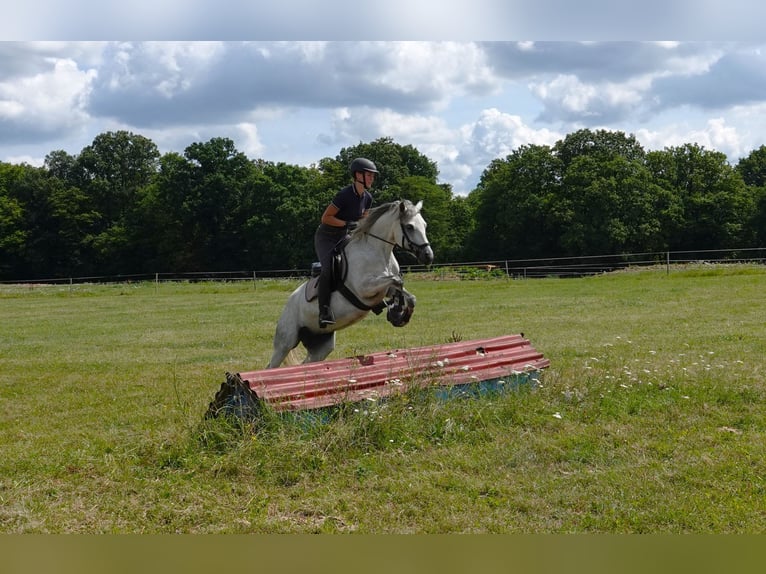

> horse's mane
[354,200,416,236]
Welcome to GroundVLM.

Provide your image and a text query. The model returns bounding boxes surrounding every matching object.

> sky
[3,3,766,196]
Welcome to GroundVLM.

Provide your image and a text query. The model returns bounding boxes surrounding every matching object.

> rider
[314,157,379,328]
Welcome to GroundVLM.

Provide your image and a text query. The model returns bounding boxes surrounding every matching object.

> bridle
[368,221,431,259]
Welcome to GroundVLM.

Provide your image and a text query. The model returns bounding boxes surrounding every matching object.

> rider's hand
[346,220,359,232]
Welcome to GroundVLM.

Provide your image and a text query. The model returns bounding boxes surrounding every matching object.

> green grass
[1,266,765,532]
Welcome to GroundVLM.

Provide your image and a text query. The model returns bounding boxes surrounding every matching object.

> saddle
[304,237,385,314]
[304,254,343,302]
[304,235,350,303]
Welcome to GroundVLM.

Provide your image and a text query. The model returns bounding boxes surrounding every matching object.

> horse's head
[397,199,434,265]
[355,199,434,265]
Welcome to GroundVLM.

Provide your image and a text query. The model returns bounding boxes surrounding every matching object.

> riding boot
[317,268,335,328]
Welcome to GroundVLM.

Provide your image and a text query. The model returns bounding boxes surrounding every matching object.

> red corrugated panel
[237,334,549,412]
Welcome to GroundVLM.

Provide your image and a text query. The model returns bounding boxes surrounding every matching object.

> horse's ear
[399,200,406,214]
[415,200,423,212]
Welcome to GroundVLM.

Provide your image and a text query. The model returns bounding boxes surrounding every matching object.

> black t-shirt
[331,184,372,223]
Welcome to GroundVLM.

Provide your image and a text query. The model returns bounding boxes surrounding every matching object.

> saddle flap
[304,251,346,303]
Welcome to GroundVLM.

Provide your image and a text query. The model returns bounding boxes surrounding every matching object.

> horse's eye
[406,224,415,231]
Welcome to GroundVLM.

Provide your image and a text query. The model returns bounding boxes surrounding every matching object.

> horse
[266,199,434,368]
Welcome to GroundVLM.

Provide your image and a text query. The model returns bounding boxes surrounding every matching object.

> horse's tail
[284,347,304,366]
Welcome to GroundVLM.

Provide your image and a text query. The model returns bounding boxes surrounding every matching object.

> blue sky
[2,4,766,195]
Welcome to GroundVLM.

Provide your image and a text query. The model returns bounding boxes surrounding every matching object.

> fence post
[155,272,159,294]
[253,271,257,290]
[666,252,670,275]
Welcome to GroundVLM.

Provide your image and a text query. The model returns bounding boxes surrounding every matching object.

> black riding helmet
[349,157,379,176]
[350,157,378,191]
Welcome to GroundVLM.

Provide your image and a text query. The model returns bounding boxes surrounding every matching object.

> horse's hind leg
[298,327,336,363]
[267,321,299,369]
[267,346,291,369]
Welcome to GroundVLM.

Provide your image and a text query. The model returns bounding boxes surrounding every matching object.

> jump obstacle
[206,334,549,422]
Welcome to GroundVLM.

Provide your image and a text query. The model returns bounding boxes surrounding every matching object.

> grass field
[1,265,764,533]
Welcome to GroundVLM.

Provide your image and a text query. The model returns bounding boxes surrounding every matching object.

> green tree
[44,150,79,184]
[553,128,646,169]
[466,144,561,260]
[649,144,754,250]
[184,137,248,269]
[736,146,766,244]
[736,145,766,187]
[129,151,191,271]
[74,131,160,273]
[244,161,323,270]
[555,155,668,255]
[0,163,28,277]
[1,162,96,279]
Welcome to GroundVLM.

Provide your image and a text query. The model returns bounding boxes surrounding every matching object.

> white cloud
[635,117,744,159]
[236,122,265,158]
[373,42,498,105]
[0,56,96,138]
[464,108,561,157]
[3,40,766,197]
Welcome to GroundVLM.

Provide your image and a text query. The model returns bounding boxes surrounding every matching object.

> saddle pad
[304,275,320,302]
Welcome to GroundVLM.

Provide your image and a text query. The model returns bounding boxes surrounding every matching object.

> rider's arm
[320,203,347,228]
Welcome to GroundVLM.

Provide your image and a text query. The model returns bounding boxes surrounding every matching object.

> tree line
[1,129,765,280]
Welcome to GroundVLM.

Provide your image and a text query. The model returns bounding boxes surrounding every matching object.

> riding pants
[314,223,347,307]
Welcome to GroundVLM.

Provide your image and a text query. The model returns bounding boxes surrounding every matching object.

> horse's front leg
[358,272,404,299]
[385,285,416,327]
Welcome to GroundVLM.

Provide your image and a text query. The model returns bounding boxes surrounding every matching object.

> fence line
[2,247,765,286]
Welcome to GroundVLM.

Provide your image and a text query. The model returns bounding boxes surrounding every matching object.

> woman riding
[314,157,379,328]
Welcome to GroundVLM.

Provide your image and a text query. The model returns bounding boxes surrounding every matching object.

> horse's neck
[346,218,398,272]
[354,231,394,260]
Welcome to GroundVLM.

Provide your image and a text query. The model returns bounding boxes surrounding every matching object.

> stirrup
[319,306,336,328]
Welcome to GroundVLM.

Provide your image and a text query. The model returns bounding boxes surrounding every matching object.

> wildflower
[552,412,562,419]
